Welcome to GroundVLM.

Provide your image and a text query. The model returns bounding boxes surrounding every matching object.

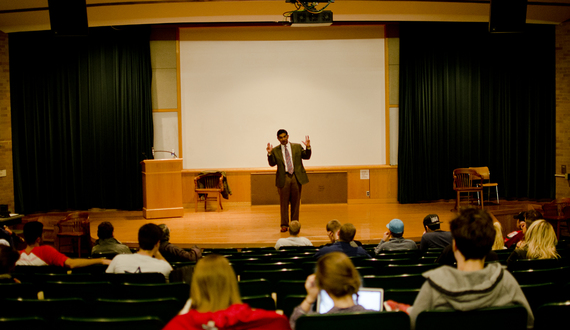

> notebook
[316,287,384,313]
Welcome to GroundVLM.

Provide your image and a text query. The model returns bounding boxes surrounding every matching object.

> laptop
[316,287,384,313]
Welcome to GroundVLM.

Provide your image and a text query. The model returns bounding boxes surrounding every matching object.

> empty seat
[56,316,164,330]
[241,294,276,310]
[295,311,410,330]
[415,305,528,330]
[534,301,570,330]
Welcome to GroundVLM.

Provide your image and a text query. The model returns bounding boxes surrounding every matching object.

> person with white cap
[419,214,453,253]
[374,219,417,254]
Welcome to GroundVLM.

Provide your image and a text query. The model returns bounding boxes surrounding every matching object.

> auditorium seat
[519,282,560,313]
[0,316,49,330]
[0,297,87,321]
[240,268,305,291]
[242,261,296,271]
[382,263,439,276]
[100,272,166,284]
[41,281,112,301]
[508,257,567,271]
[279,294,305,318]
[533,301,570,330]
[90,297,182,323]
[0,282,40,299]
[362,274,426,290]
[415,305,527,330]
[275,280,306,311]
[295,311,410,330]
[238,278,272,297]
[511,266,570,285]
[383,288,421,305]
[241,294,276,310]
[56,316,164,330]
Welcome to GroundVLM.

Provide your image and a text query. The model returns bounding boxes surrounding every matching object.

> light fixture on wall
[284,0,334,27]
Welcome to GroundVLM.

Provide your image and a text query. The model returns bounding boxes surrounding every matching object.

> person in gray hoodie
[404,208,533,329]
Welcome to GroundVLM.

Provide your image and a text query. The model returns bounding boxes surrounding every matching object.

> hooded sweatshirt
[408,263,533,329]
[163,303,291,330]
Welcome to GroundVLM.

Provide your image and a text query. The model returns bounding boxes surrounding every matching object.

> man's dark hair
[23,221,44,245]
[450,208,495,260]
[277,129,288,137]
[524,209,543,229]
[138,223,163,251]
[339,223,356,242]
[97,222,114,240]
[391,232,404,239]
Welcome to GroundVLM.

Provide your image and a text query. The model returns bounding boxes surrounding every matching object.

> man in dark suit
[267,129,311,232]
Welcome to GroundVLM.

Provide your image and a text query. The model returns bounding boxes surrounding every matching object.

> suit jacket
[268,143,311,188]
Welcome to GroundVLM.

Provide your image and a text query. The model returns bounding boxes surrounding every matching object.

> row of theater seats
[3,245,570,330]
[1,300,569,330]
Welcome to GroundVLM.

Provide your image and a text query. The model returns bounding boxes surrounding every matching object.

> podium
[141,159,184,219]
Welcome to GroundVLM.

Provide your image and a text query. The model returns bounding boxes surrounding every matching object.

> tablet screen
[316,288,384,313]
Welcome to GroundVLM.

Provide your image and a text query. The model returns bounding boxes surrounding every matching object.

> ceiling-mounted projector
[290,10,333,27]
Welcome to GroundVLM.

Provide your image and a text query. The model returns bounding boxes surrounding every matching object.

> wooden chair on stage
[541,199,570,239]
[55,212,92,257]
[194,172,224,212]
[453,168,484,211]
[469,166,499,204]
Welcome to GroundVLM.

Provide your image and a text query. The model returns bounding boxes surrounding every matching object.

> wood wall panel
[182,165,398,206]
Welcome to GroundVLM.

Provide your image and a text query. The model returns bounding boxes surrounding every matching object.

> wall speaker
[489,0,527,33]
[48,0,88,36]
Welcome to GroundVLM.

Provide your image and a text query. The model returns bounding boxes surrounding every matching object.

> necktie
[285,145,294,174]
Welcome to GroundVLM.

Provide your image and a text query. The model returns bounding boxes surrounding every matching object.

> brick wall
[0,31,14,213]
[556,22,570,198]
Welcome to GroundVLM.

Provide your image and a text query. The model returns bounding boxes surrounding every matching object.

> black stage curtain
[398,23,555,203]
[10,27,154,213]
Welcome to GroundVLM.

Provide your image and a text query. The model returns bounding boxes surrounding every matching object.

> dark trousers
[278,173,302,227]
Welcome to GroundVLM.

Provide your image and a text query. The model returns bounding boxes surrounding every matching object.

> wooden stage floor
[88,200,534,249]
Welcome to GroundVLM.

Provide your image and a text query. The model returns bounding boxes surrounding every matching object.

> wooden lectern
[141,159,184,219]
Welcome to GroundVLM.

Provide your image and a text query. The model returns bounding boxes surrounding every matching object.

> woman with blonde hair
[492,222,506,250]
[289,252,372,329]
[163,254,291,330]
[507,219,560,267]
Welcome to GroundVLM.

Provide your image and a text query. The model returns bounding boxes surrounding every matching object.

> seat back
[0,316,49,330]
[469,167,491,180]
[238,278,272,297]
[111,282,190,302]
[91,298,182,323]
[195,173,223,190]
[415,305,528,330]
[295,311,410,330]
[56,316,165,330]
[453,168,483,190]
[241,294,276,310]
[362,274,426,290]
[534,301,570,330]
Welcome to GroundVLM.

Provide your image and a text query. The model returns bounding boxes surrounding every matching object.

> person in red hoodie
[163,254,291,330]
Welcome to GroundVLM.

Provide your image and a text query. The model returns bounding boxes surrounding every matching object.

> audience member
[315,223,370,258]
[374,219,417,254]
[387,208,533,329]
[159,224,202,263]
[320,219,362,248]
[275,221,313,250]
[106,223,172,281]
[507,219,559,268]
[16,221,111,269]
[289,251,374,330]
[505,209,543,248]
[419,214,452,253]
[91,221,132,256]
[0,245,20,283]
[492,222,506,250]
[163,254,290,330]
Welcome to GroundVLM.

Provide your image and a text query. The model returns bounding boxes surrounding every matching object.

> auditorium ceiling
[1,0,570,33]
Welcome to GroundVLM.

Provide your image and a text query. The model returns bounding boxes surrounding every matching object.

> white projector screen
[179,26,386,169]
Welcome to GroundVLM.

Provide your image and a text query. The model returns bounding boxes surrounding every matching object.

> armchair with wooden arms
[453,168,484,211]
[55,212,92,257]
[194,172,224,212]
